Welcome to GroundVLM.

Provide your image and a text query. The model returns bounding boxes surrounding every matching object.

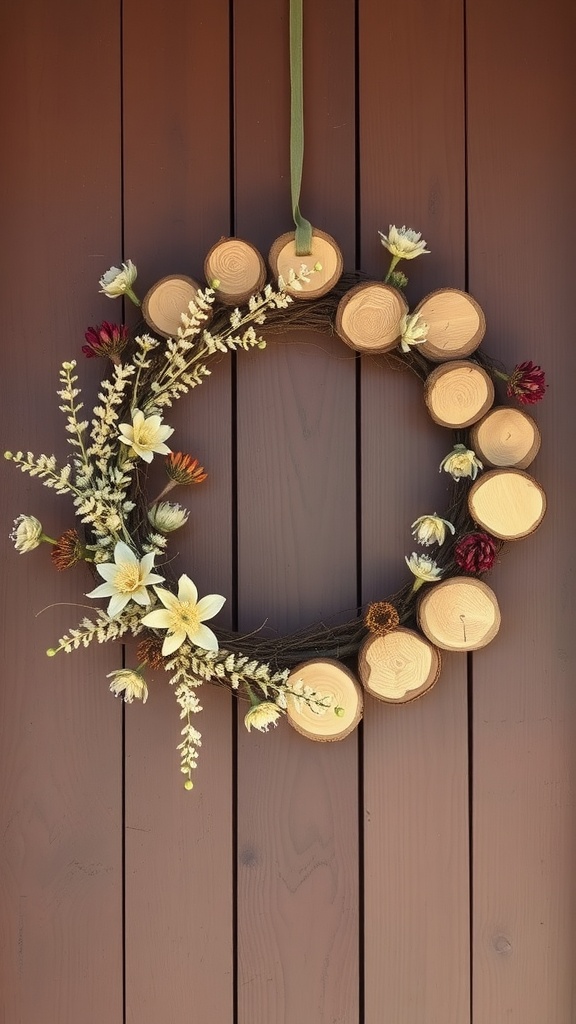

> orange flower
[166,452,207,485]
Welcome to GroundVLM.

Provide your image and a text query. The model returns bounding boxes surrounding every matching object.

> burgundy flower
[454,532,497,574]
[506,361,547,405]
[83,321,129,362]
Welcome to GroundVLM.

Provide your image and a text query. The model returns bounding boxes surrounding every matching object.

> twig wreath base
[6,227,548,788]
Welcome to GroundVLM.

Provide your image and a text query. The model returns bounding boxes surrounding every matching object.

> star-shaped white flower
[141,574,225,656]
[118,409,174,463]
[86,541,164,617]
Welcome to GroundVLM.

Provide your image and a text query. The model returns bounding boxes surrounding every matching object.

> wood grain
[122,3,234,1022]
[359,2,471,1021]
[467,0,576,1019]
[0,2,123,1022]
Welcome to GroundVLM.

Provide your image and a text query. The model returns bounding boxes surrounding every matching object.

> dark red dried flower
[506,361,547,405]
[454,532,497,574]
[83,321,129,362]
[137,635,165,671]
[51,528,84,570]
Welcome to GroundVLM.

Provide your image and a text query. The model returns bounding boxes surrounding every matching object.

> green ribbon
[290,0,313,255]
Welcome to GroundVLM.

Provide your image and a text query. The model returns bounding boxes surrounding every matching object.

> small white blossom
[399,312,429,353]
[10,515,45,553]
[244,702,282,732]
[99,260,139,304]
[379,225,430,261]
[411,514,455,547]
[405,552,443,584]
[107,668,148,704]
[440,443,483,481]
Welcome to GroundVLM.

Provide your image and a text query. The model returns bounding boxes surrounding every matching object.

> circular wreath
[6,226,547,788]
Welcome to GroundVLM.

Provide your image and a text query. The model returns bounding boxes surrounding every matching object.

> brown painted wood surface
[1,1,574,1022]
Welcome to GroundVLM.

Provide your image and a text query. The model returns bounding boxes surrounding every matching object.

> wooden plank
[234,2,360,1021]
[0,2,124,1022]
[121,3,235,1022]
[359,3,471,1021]
[467,1,576,1019]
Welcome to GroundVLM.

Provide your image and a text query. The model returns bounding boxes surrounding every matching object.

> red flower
[83,321,129,362]
[506,361,547,405]
[454,532,497,574]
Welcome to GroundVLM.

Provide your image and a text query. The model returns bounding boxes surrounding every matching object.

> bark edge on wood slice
[268,229,343,300]
[469,406,541,469]
[335,282,408,354]
[286,659,363,741]
[424,360,495,428]
[142,275,203,338]
[415,288,486,363]
[204,237,266,306]
[358,627,441,704]
[468,468,547,540]
[417,578,501,652]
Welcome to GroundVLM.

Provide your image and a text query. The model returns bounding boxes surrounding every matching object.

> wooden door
[1,2,574,1022]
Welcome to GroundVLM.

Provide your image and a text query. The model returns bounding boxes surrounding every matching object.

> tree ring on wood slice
[204,237,266,306]
[424,360,494,428]
[268,229,343,300]
[417,578,501,652]
[335,282,408,354]
[142,275,204,338]
[469,406,541,469]
[286,659,363,741]
[414,288,486,362]
[358,628,441,704]
[468,468,546,540]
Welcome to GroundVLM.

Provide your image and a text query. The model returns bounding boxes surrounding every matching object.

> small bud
[313,262,323,272]
[4,451,12,459]
[210,278,221,290]
[184,779,194,791]
[334,706,345,718]
[46,648,57,657]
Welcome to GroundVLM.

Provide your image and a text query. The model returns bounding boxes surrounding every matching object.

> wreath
[6,226,547,789]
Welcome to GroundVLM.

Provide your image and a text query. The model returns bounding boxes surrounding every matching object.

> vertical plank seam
[119,1,127,1021]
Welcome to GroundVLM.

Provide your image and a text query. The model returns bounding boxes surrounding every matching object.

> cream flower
[411,514,455,547]
[440,443,483,481]
[86,541,164,617]
[244,701,282,733]
[99,260,140,305]
[147,501,189,533]
[141,574,225,656]
[10,514,45,553]
[379,225,430,261]
[405,552,443,585]
[399,312,429,353]
[118,409,174,463]
[107,668,148,704]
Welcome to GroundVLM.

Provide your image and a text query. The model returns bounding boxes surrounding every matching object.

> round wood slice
[358,628,441,704]
[335,282,408,354]
[417,578,501,652]
[204,237,266,306]
[142,275,204,338]
[268,229,343,300]
[286,659,363,741]
[415,288,486,362]
[468,468,547,540]
[424,360,495,428]
[469,406,541,469]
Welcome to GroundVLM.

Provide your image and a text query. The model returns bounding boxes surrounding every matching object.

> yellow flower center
[169,602,200,634]
[134,422,156,448]
[115,562,143,593]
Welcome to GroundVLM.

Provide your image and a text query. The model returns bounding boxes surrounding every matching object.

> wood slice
[468,468,547,540]
[335,282,408,354]
[142,275,205,338]
[417,578,501,652]
[204,237,266,306]
[424,360,495,428]
[358,628,441,704]
[286,659,363,741]
[268,229,343,300]
[415,288,486,362]
[469,406,541,469]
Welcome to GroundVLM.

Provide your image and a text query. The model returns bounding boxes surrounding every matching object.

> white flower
[405,552,443,584]
[440,443,483,481]
[411,514,455,547]
[86,541,164,617]
[10,514,44,553]
[147,501,189,533]
[99,260,139,303]
[399,312,429,353]
[244,702,282,733]
[379,225,429,261]
[118,409,174,463]
[141,574,225,656]
[107,668,148,704]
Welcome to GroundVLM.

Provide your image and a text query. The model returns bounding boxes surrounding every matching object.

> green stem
[384,255,401,284]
